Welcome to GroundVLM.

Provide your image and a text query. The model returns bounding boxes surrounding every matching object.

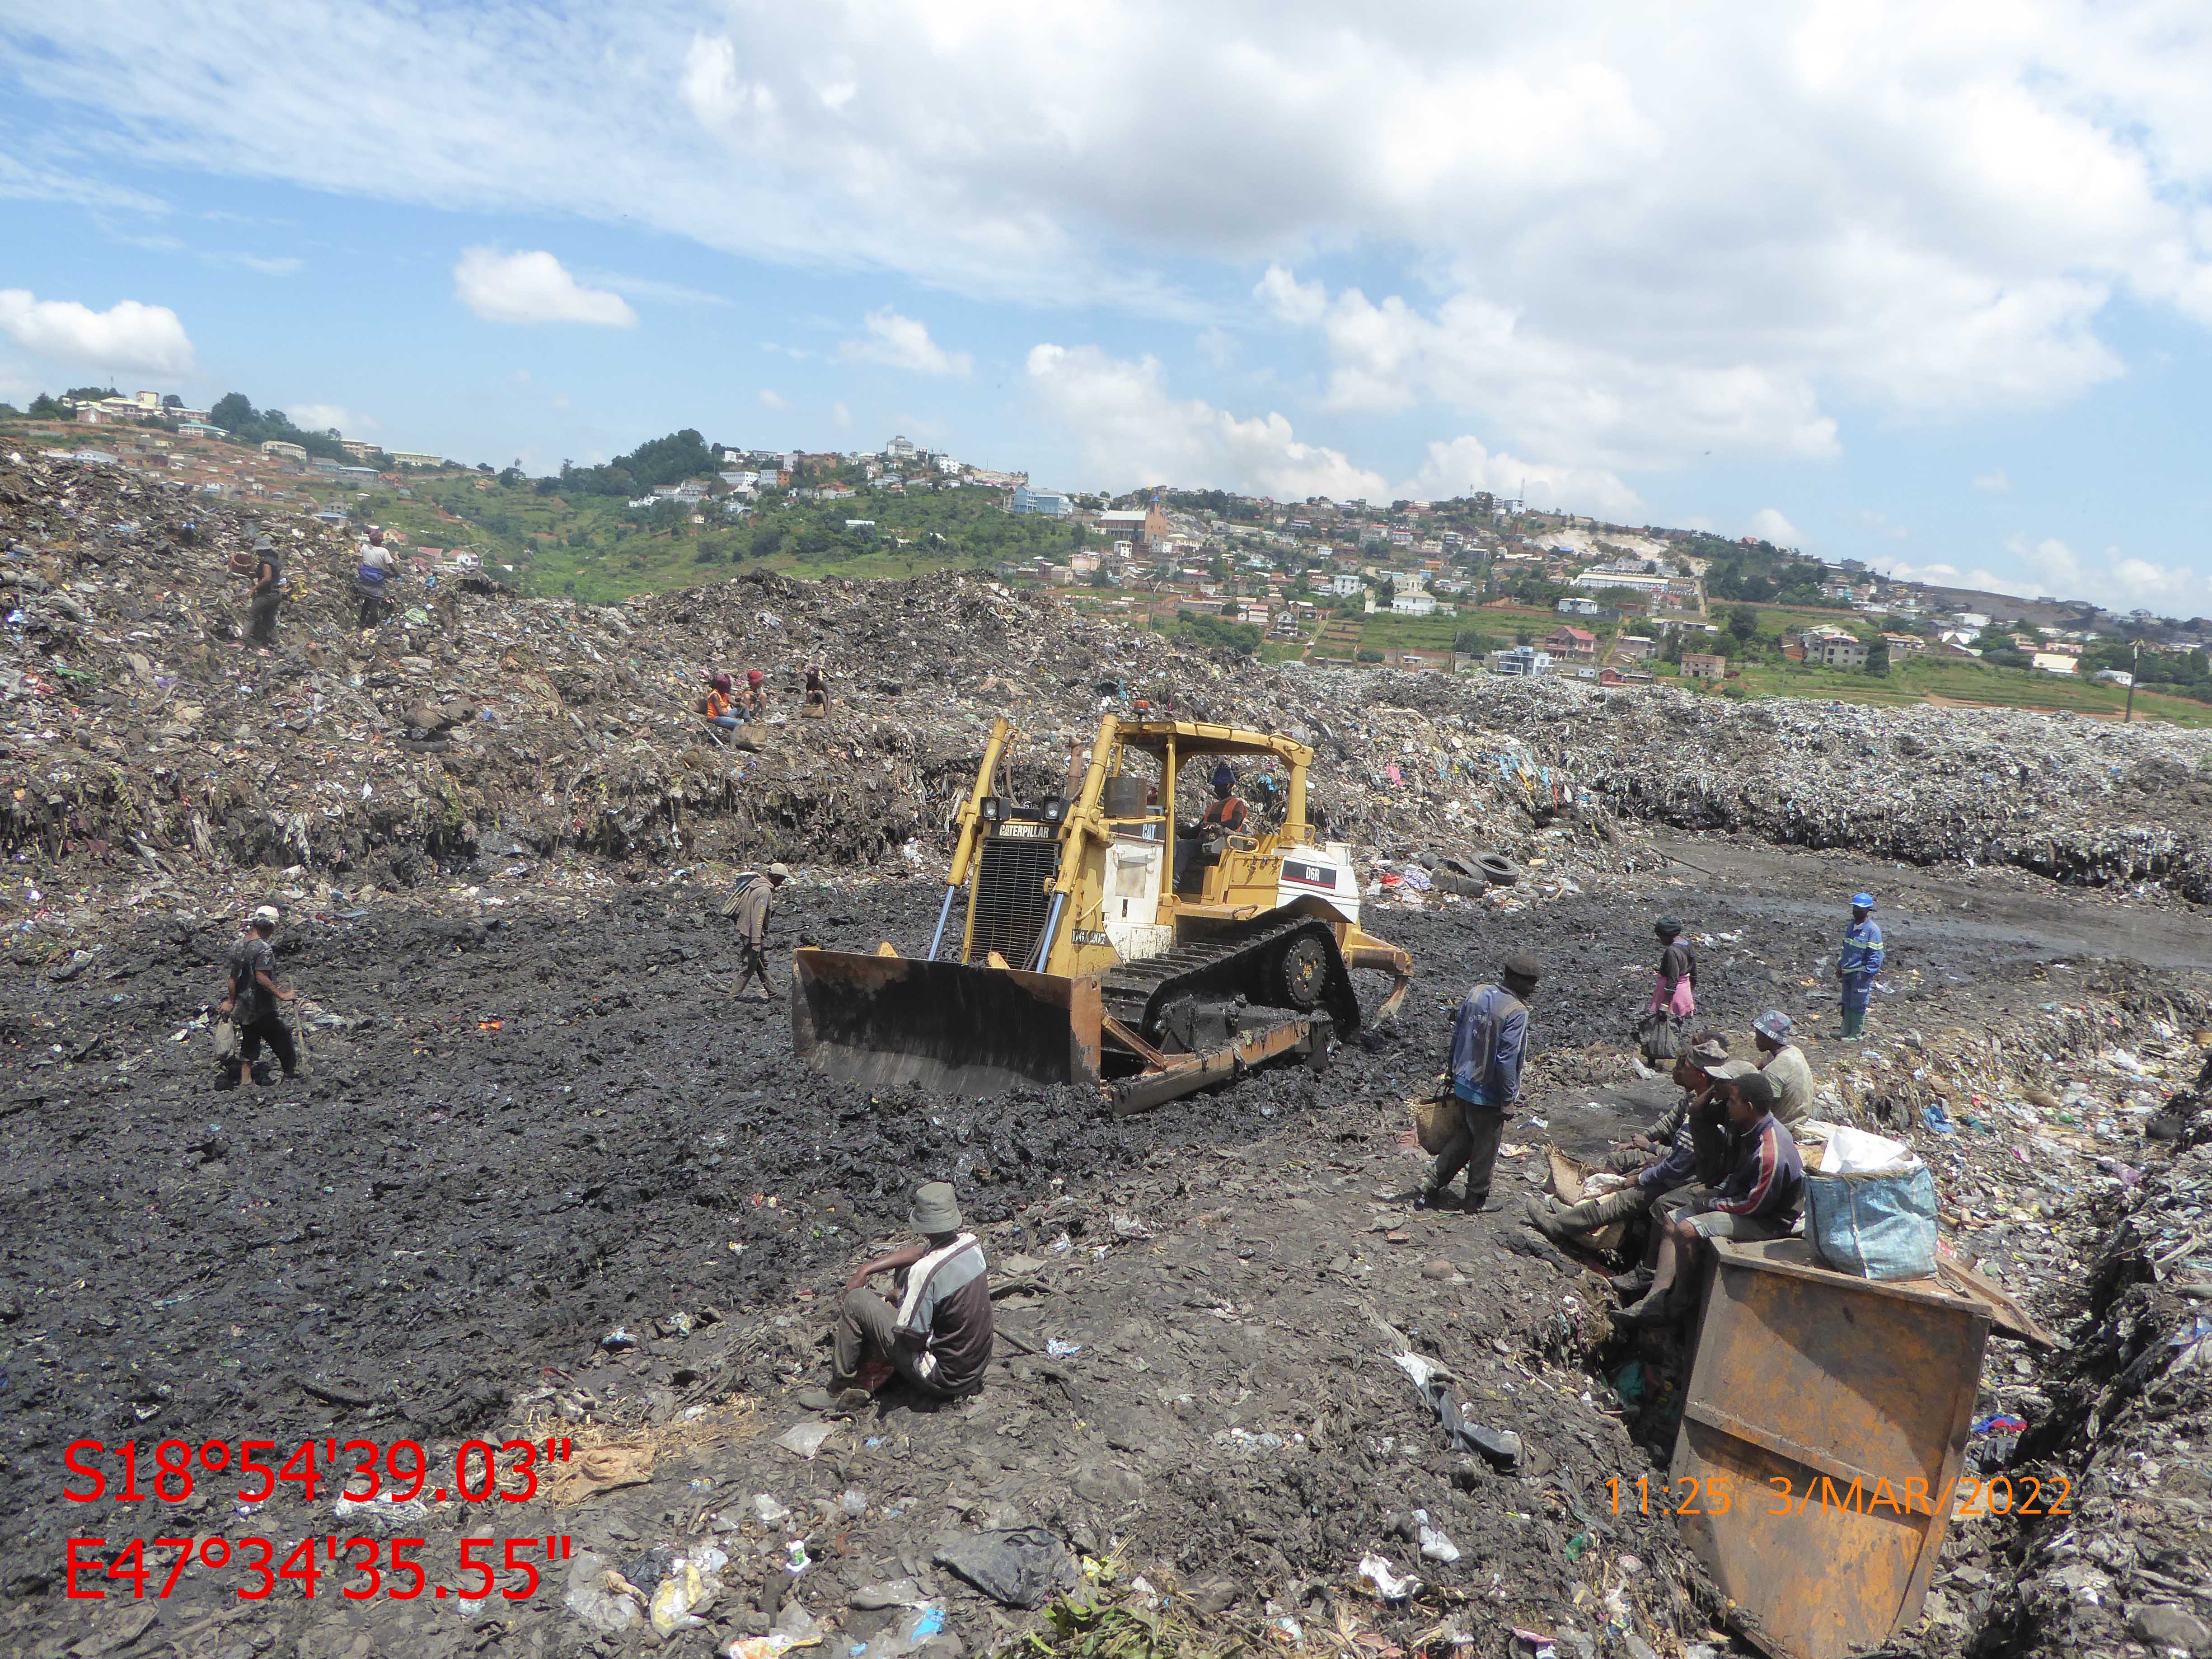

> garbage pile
[1364,674,2212,900]
[7,453,2212,908]
[0,456,1615,893]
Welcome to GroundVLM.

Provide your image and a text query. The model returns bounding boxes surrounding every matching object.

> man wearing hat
[1617,1067,1804,1326]
[1529,1033,1743,1271]
[218,905,297,1087]
[1751,1010,1814,1126]
[247,534,284,647]
[1837,894,1885,1040]
[1425,954,1541,1212]
[832,1181,994,1399]
[722,862,789,1000]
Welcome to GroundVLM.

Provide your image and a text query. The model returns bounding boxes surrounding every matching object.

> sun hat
[910,1181,962,1233]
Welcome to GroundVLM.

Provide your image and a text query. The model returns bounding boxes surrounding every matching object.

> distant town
[5,386,2207,714]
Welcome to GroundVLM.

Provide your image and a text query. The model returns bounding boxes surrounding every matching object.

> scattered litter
[775,1420,838,1460]
[933,1527,1079,1608]
[1358,1554,1420,1601]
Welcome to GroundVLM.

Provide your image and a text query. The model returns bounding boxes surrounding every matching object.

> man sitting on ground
[1614,1069,1805,1326]
[1751,1009,1814,1127]
[1525,1036,1741,1266]
[832,1181,994,1401]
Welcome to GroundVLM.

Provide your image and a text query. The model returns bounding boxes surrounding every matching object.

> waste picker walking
[218,904,297,1087]
[1837,892,1885,1040]
[722,862,789,1001]
[1423,953,1540,1213]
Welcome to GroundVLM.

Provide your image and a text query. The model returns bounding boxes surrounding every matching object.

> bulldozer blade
[792,948,1102,1096]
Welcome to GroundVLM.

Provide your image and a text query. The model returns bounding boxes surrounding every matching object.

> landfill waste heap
[4,453,2212,904]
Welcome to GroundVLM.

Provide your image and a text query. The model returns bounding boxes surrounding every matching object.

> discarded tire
[1476,853,1520,886]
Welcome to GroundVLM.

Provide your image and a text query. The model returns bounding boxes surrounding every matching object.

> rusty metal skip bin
[1668,1238,1993,1659]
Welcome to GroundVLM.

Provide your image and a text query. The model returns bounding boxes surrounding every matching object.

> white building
[1330,572,1364,596]
[1572,569,1671,596]
[1392,590,1436,615]
[1490,645,1552,678]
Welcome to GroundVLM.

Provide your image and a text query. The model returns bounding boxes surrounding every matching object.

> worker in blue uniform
[1837,892,1885,1040]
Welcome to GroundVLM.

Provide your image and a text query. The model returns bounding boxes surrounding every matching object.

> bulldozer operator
[1175,766,1248,893]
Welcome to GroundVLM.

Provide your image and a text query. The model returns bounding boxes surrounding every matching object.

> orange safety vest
[704,689,731,720]
[1202,797,1247,833]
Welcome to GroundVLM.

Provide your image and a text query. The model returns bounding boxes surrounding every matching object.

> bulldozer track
[1100,913,1363,1045]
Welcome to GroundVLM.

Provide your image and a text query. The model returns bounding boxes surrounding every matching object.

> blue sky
[5,2,2212,614]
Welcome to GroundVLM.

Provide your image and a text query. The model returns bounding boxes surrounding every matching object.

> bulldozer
[792,712,1413,1114]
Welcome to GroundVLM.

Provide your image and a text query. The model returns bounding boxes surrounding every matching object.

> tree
[1865,638,1890,675]
[27,393,66,420]
[161,394,183,409]
[210,392,257,431]
[1727,605,1760,643]
[1453,628,1497,656]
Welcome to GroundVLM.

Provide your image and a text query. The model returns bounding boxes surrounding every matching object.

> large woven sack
[213,1018,238,1062]
[1805,1164,1939,1280]
[1410,1093,1461,1155]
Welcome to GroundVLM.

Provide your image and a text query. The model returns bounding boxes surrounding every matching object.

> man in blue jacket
[1424,953,1540,1212]
[1837,892,1885,1040]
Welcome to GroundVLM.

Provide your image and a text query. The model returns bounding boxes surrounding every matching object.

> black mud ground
[0,850,2193,1656]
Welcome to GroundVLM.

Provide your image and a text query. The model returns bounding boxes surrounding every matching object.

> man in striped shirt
[1614,1069,1805,1326]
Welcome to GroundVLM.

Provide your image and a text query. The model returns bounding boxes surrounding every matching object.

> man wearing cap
[1616,1067,1804,1326]
[1837,894,1885,1040]
[356,527,401,628]
[832,1181,993,1400]
[722,862,789,1000]
[1752,1010,1815,1126]
[1425,954,1540,1211]
[1528,1034,1741,1273]
[736,668,769,715]
[218,905,297,1087]
[247,534,283,647]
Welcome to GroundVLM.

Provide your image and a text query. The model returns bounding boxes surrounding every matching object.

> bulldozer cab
[943,714,1362,981]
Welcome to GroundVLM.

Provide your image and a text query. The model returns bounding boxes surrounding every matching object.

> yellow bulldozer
[792,712,1413,1114]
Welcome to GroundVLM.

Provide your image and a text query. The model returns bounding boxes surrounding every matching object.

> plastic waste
[1358,1554,1420,1601]
[933,1527,1079,1608]
[333,1491,430,1529]
[1415,1509,1461,1562]
[776,1420,838,1459]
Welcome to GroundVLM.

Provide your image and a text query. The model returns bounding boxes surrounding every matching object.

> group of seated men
[1524,1010,1814,1326]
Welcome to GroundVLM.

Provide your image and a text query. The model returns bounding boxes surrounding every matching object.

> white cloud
[1401,434,1641,520]
[758,388,789,411]
[205,252,304,276]
[1973,467,2010,492]
[1747,509,1803,546]
[286,402,374,436]
[1027,343,1386,501]
[2001,532,2212,614]
[0,289,193,374]
[1856,509,1910,540]
[17,3,2212,519]
[839,310,972,376]
[830,400,851,430]
[1878,534,2212,614]
[452,248,636,327]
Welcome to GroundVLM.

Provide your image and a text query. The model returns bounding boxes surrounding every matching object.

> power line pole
[2124,639,2139,723]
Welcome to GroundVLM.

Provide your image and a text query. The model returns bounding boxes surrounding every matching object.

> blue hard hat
[1851,892,1875,909]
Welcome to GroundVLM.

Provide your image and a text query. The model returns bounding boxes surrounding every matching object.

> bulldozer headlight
[979,795,1005,822]
[1042,797,1068,825]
